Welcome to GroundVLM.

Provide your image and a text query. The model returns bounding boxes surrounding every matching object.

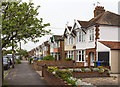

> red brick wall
[86,48,96,66]
[36,61,75,66]
[42,66,71,86]
[75,62,84,67]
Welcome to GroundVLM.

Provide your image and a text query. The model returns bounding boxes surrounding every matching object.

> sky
[20,0,120,51]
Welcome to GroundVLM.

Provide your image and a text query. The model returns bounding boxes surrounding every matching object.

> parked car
[3,57,10,70]
[6,54,16,64]
[33,57,43,60]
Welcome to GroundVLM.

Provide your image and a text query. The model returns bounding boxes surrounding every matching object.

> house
[63,25,77,61]
[28,49,34,56]
[35,45,43,58]
[71,6,120,73]
[49,35,64,60]
[41,41,50,57]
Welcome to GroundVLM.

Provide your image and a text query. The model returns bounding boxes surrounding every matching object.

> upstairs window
[77,31,85,42]
[68,36,74,45]
[89,28,94,41]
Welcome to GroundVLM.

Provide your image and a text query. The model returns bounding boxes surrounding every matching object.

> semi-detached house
[64,6,120,74]
[49,35,64,60]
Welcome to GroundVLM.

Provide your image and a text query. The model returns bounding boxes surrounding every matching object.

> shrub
[68,69,74,72]
[47,66,58,72]
[55,70,73,79]
[93,68,99,72]
[93,61,97,67]
[65,58,72,61]
[73,68,82,72]
[85,68,91,72]
[38,59,43,62]
[89,67,93,71]
[16,59,21,64]
[81,68,86,72]
[98,68,105,74]
[43,55,55,61]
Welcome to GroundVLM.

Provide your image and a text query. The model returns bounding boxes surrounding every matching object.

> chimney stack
[94,6,105,17]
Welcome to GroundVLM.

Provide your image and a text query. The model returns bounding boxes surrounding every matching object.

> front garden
[42,66,110,86]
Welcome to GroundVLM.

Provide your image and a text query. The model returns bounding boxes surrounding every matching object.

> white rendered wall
[97,42,110,52]
[99,26,119,41]
[76,26,95,50]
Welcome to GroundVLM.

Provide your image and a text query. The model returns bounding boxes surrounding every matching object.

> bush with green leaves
[16,59,21,64]
[81,68,86,72]
[65,58,72,61]
[55,70,73,79]
[43,55,55,61]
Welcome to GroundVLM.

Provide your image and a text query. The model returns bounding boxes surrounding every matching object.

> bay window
[77,50,85,62]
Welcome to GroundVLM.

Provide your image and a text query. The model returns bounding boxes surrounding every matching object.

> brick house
[41,41,50,57]
[28,49,34,56]
[49,35,64,60]
[63,25,76,61]
[71,6,120,70]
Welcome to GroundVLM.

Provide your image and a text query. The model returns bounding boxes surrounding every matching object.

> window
[89,28,94,41]
[77,31,85,42]
[54,42,57,48]
[67,51,74,59]
[77,50,85,62]
[68,36,74,45]
[71,37,74,44]
[58,41,60,47]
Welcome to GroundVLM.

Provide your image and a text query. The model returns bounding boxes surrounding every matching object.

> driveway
[4,60,49,87]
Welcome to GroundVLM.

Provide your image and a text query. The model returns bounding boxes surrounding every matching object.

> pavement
[4,60,49,87]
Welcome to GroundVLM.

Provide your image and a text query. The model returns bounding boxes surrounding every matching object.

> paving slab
[4,60,49,87]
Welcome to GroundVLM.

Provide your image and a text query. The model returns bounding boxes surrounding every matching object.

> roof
[44,41,49,46]
[54,35,62,41]
[67,26,72,31]
[77,21,89,28]
[99,41,120,50]
[77,11,120,28]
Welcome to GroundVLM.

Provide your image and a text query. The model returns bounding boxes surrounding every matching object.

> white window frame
[77,50,85,62]
[58,41,60,47]
[77,31,85,42]
[67,51,74,59]
[89,28,94,41]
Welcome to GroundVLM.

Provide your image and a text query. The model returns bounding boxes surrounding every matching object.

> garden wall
[72,71,109,78]
[42,66,72,86]
[32,60,75,71]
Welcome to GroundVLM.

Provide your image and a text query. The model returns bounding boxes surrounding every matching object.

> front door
[90,52,94,66]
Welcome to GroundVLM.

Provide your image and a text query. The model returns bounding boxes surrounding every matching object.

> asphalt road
[4,60,49,87]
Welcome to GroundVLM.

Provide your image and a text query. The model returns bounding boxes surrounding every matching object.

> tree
[3,49,12,55]
[16,49,28,58]
[2,2,51,48]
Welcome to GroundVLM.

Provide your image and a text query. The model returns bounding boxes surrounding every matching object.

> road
[4,60,49,87]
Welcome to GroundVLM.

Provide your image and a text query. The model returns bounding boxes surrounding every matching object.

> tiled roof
[99,41,120,50]
[77,11,120,28]
[54,35,62,41]
[77,21,89,28]
[44,41,49,46]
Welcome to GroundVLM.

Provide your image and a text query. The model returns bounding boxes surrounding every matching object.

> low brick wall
[42,66,72,86]
[37,60,75,66]
[32,60,75,71]
[72,71,110,78]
